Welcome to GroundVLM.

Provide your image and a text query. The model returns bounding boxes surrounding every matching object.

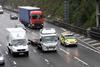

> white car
[0,52,4,65]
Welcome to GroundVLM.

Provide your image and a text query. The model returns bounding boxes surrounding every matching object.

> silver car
[0,52,4,65]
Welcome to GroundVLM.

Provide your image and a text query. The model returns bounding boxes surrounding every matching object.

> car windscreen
[11,39,27,46]
[42,36,58,43]
[65,35,75,39]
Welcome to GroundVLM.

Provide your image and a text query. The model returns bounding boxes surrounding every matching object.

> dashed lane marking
[13,61,17,65]
[59,48,89,66]
[44,59,49,64]
[44,59,49,63]
[33,49,37,53]
[5,51,8,55]
[74,57,89,66]
[59,48,70,55]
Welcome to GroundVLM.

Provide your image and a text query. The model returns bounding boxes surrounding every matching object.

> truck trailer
[19,6,45,29]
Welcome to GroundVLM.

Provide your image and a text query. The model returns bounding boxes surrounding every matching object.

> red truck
[19,6,45,29]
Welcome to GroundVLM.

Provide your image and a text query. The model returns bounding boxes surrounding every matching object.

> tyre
[10,50,16,57]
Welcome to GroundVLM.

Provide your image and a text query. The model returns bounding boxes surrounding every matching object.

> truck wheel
[28,24,32,28]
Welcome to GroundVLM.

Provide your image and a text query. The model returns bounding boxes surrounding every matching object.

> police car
[59,31,77,47]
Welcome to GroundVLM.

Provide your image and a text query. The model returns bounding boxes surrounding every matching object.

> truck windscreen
[32,14,43,19]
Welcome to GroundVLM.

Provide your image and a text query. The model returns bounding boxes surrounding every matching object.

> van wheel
[10,50,15,56]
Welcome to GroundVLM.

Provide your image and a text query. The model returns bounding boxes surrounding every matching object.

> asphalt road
[0,11,100,67]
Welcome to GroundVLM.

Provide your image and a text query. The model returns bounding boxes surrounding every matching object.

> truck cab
[19,6,45,29]
[30,10,44,28]
[38,28,59,51]
[6,28,29,56]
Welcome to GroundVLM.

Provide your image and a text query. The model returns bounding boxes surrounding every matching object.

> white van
[6,28,29,56]
[0,5,3,14]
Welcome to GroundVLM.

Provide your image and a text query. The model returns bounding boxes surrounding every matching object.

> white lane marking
[44,59,49,63]
[60,27,66,31]
[5,51,8,55]
[97,47,100,49]
[74,57,89,66]
[87,40,97,44]
[79,43,100,54]
[91,43,100,46]
[60,47,89,66]
[44,59,49,64]
[33,49,37,53]
[13,61,17,65]
[59,48,70,55]
[83,38,91,41]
